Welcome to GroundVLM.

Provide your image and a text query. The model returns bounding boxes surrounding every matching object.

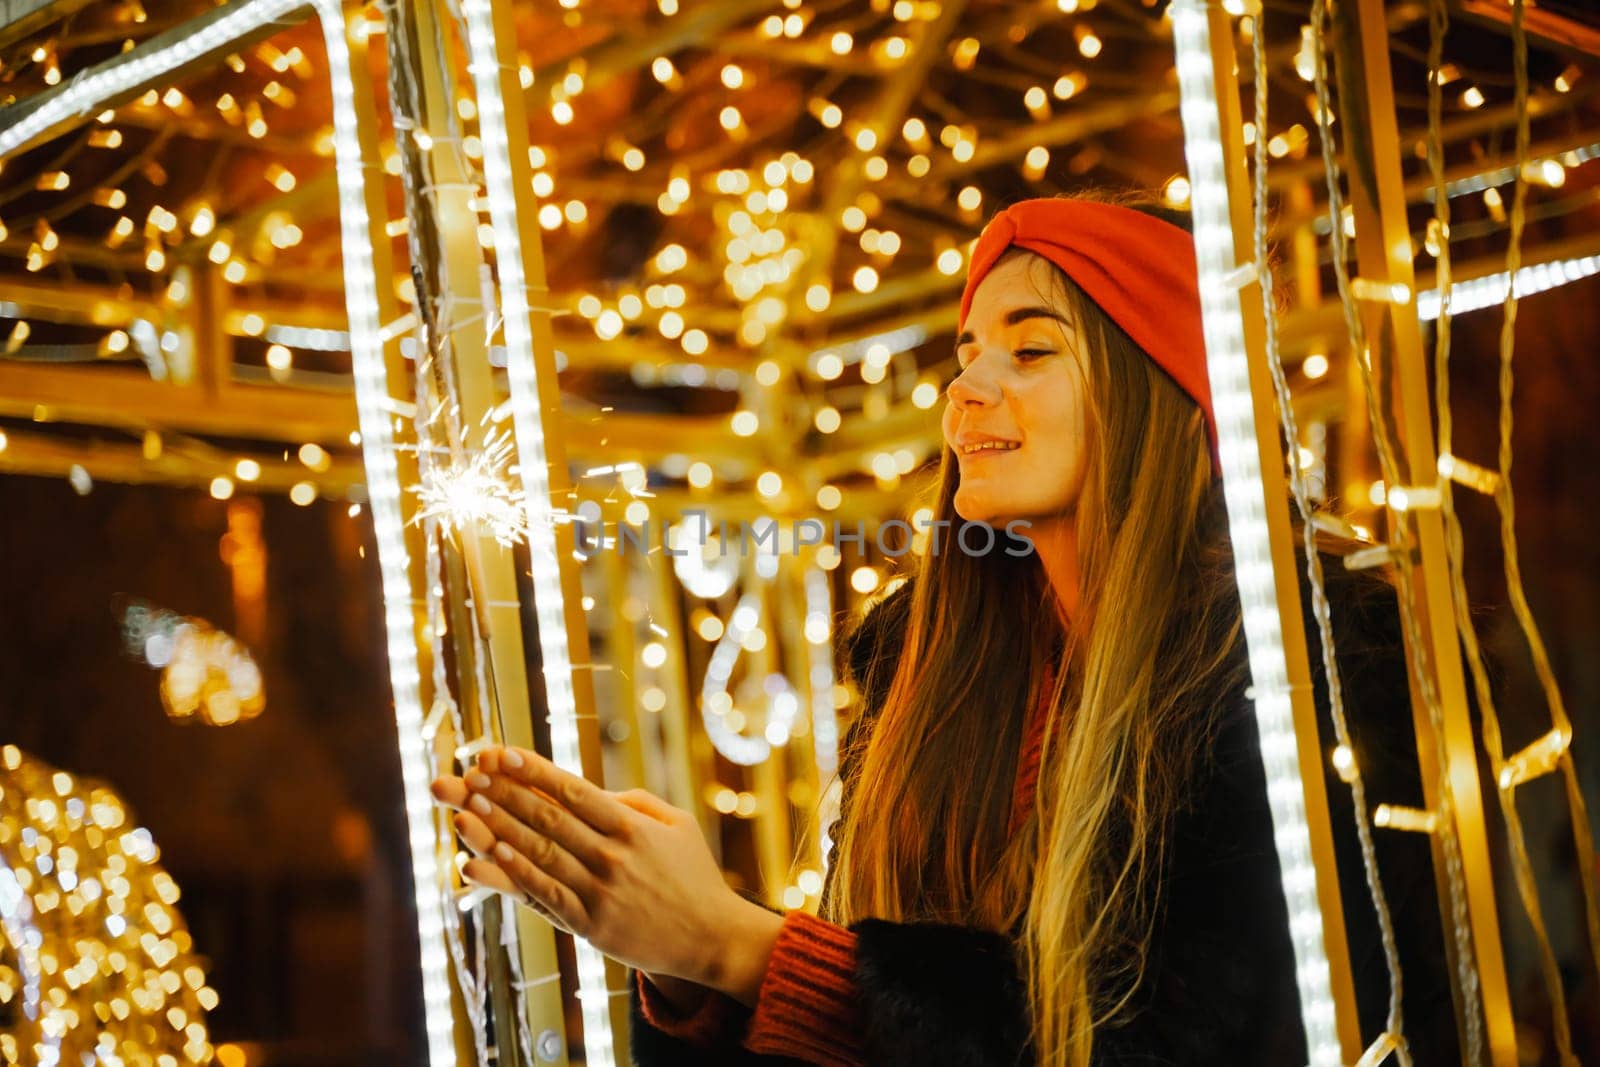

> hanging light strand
[1307,2,1485,1058]
[1248,13,1411,1064]
[1424,2,1600,1058]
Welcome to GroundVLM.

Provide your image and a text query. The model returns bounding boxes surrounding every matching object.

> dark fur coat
[629,560,1464,1066]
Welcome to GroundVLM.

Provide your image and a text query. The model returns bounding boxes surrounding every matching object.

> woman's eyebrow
[1002,306,1070,329]
[954,306,1069,355]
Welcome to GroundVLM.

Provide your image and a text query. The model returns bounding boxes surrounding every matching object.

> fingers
[461,789,599,899]
[477,846,591,936]
[431,775,470,810]
[615,788,682,825]
[441,767,593,936]
[451,810,497,857]
[466,768,618,873]
[460,858,575,934]
[459,855,520,896]
[493,748,634,837]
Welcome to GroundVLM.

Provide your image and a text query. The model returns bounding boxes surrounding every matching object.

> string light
[699,592,798,765]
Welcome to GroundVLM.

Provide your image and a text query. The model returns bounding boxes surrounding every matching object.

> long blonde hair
[825,197,1248,1067]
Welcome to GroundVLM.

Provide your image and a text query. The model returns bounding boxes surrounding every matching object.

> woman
[431,194,1460,1065]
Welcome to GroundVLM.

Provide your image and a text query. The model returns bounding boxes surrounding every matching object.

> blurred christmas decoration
[0,745,216,1066]
[121,603,264,726]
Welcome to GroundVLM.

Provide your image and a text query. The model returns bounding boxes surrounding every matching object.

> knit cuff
[635,970,749,1047]
[743,911,867,1066]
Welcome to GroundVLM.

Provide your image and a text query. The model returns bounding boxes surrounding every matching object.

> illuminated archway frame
[0,4,458,1064]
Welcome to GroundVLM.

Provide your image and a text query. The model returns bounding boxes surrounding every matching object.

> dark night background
[0,487,426,1065]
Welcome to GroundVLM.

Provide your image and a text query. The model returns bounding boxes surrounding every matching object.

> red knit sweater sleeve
[742,911,869,1066]
[635,970,749,1046]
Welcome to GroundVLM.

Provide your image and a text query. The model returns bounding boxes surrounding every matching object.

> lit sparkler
[411,430,530,548]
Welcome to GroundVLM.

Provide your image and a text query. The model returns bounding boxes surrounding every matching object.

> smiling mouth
[960,441,1020,455]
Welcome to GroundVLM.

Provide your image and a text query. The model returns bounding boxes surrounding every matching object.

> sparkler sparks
[411,430,530,547]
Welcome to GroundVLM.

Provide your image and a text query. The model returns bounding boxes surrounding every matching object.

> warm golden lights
[0,747,215,1065]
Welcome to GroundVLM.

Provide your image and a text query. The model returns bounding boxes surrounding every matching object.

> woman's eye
[1014,348,1055,361]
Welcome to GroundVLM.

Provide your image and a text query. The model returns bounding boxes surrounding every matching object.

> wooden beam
[0,360,357,442]
[0,357,758,466]
[0,0,314,157]
[0,278,159,323]
[172,172,341,262]
[1455,0,1600,61]
[0,423,363,492]
[562,407,749,464]
[0,0,95,50]
[1277,227,1600,354]
[115,104,316,157]
[1271,125,1600,237]
[1267,81,1598,190]
[793,0,967,330]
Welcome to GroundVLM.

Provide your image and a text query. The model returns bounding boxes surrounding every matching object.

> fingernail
[494,841,515,863]
[501,748,524,769]
[469,794,492,816]
[465,771,492,790]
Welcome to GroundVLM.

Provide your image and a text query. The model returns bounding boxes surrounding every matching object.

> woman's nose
[947,359,1000,408]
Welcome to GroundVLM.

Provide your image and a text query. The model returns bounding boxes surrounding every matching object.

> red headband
[959,198,1220,477]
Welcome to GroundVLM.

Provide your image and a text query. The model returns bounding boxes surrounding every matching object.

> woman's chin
[951,490,1004,526]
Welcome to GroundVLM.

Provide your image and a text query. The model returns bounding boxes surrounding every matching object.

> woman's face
[942,252,1091,525]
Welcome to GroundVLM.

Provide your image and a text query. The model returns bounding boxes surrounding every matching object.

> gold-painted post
[748,575,793,909]
[601,540,649,791]
[1331,2,1517,1060]
[644,541,720,849]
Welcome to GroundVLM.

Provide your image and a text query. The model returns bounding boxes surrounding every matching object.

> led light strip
[1170,2,1341,1063]
[318,7,457,1065]
[1418,253,1600,319]
[805,323,928,373]
[458,2,617,1062]
[701,593,779,766]
[0,0,294,157]
[262,324,352,351]
[0,6,458,1065]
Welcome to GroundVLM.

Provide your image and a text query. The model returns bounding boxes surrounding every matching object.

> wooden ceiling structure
[0,0,1594,526]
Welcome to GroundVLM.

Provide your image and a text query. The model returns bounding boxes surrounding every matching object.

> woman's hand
[430,747,784,1006]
